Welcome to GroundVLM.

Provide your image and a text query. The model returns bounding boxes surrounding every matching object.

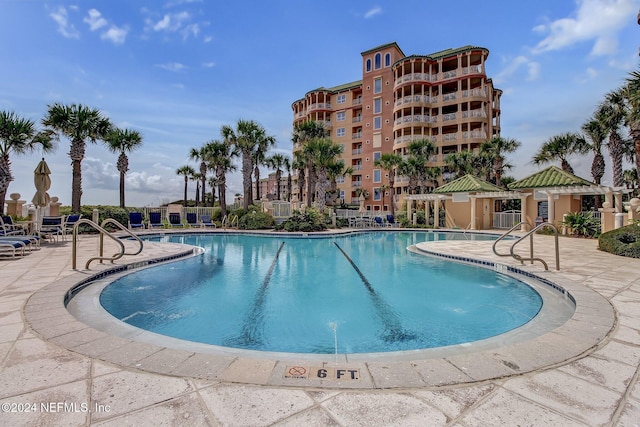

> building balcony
[394,115,431,126]
[462,131,487,140]
[393,73,438,88]
[352,98,362,105]
[394,95,437,108]
[442,133,458,141]
[306,103,331,114]
[352,132,362,140]
[352,116,362,123]
[352,164,362,171]
[462,109,487,119]
[352,181,363,188]
[442,113,457,122]
[462,88,487,98]
[352,148,362,155]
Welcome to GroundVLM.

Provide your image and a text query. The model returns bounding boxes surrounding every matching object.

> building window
[374,53,381,69]
[337,94,346,104]
[374,78,382,94]
[336,175,345,184]
[336,111,346,121]
[336,127,346,137]
[373,187,381,201]
[366,59,371,72]
[374,98,382,114]
[339,190,345,199]
[374,116,382,129]
[373,169,381,183]
[373,151,381,162]
[385,53,391,67]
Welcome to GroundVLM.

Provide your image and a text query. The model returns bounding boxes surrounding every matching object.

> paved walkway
[0,230,639,426]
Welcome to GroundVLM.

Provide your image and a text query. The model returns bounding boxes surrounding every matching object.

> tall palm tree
[104,128,142,208]
[444,150,476,180]
[597,89,627,186]
[0,111,55,212]
[532,132,588,174]
[189,144,213,207]
[222,120,274,211]
[176,165,195,207]
[283,156,292,201]
[623,168,638,196]
[207,139,238,218]
[374,152,403,216]
[265,153,287,200]
[293,120,328,206]
[480,136,521,186]
[327,160,352,208]
[625,69,640,180]
[582,117,608,208]
[303,138,343,211]
[42,103,112,212]
[207,175,219,207]
[191,172,202,206]
[252,135,275,201]
[292,151,308,204]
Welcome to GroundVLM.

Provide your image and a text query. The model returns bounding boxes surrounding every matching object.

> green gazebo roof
[434,175,504,193]
[508,166,595,189]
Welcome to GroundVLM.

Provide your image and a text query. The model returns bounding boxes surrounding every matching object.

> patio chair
[63,213,82,237]
[0,239,26,257]
[147,212,164,229]
[0,235,38,252]
[386,214,399,227]
[0,215,24,236]
[128,212,145,230]
[374,216,386,227]
[39,216,64,242]
[200,214,216,228]
[168,212,184,228]
[186,212,199,227]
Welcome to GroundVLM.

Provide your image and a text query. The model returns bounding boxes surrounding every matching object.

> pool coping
[24,230,616,390]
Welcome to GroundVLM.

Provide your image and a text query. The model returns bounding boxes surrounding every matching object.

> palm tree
[191,172,202,206]
[42,103,112,212]
[252,135,275,201]
[303,138,343,212]
[625,69,640,181]
[480,136,521,186]
[532,132,588,174]
[0,111,55,212]
[444,151,476,180]
[597,89,627,186]
[207,139,238,218]
[374,152,403,216]
[222,120,274,211]
[582,117,608,208]
[327,160,352,208]
[283,156,292,201]
[265,153,288,200]
[104,128,142,208]
[292,151,308,204]
[207,175,219,207]
[293,120,328,206]
[176,165,195,207]
[189,144,213,207]
[623,168,638,196]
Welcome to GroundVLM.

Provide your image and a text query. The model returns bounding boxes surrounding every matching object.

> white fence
[492,210,521,229]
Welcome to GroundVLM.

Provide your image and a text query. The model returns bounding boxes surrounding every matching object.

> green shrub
[237,211,274,229]
[598,225,640,258]
[275,208,327,232]
[562,211,599,238]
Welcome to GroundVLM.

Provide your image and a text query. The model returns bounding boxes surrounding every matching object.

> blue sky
[1,0,639,207]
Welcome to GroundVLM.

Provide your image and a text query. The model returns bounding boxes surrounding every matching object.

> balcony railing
[443,93,457,101]
[442,113,457,121]
[462,88,487,98]
[352,181,363,187]
[462,131,487,139]
[306,103,331,113]
[352,133,362,140]
[352,164,362,171]
[442,133,458,141]
[462,109,487,119]
[352,148,362,155]
[353,116,362,123]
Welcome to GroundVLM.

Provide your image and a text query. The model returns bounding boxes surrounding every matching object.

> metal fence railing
[492,210,522,229]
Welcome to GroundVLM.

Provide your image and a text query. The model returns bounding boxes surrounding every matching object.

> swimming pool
[99,231,545,354]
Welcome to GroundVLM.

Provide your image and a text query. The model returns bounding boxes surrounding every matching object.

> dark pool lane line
[225,241,286,348]
[333,242,415,342]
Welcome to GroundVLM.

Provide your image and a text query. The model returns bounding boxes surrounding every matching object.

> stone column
[5,193,25,216]
[48,197,61,216]
[470,197,477,230]
[434,198,440,229]
[520,195,529,231]
[425,200,431,227]
[599,202,616,234]
[547,193,556,224]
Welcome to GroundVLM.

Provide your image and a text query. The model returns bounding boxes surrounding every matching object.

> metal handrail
[71,219,126,270]
[222,214,239,229]
[492,221,532,258]
[509,222,560,271]
[100,218,144,256]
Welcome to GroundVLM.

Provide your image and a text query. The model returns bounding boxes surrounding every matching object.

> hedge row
[598,224,640,258]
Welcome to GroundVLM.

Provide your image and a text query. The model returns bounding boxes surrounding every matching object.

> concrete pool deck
[1,229,639,425]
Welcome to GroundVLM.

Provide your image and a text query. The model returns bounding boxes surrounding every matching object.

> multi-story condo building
[291,42,502,212]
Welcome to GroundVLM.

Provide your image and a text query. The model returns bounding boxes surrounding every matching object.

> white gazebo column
[547,193,555,224]
[469,197,477,230]
[520,195,528,231]
[425,200,430,227]
[434,198,440,229]
[614,192,623,213]
[407,198,413,223]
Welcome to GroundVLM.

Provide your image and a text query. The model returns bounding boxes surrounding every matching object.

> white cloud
[101,26,128,45]
[532,0,637,56]
[364,6,382,19]
[494,55,541,84]
[153,12,190,32]
[84,9,107,31]
[202,62,216,68]
[182,23,200,40]
[156,62,187,72]
[50,6,79,39]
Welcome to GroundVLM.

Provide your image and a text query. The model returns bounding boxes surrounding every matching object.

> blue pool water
[100,232,542,354]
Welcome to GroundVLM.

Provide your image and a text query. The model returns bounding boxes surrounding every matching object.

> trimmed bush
[598,225,640,258]
[275,208,327,232]
[237,211,274,230]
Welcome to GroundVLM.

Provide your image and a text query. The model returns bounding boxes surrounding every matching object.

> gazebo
[404,175,522,230]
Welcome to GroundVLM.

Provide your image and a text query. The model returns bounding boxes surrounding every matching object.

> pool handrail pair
[492,221,560,271]
[71,218,144,270]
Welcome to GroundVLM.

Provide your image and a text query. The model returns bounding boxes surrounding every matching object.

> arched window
[366,59,371,72]
[374,53,381,69]
[384,53,391,67]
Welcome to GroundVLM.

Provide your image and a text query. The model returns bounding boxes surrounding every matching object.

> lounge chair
[0,235,38,251]
[63,213,82,237]
[0,239,26,257]
[374,216,386,227]
[128,212,145,230]
[186,212,199,227]
[39,216,65,242]
[147,212,164,229]
[200,215,216,228]
[386,214,399,227]
[0,215,24,236]
[168,212,184,228]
